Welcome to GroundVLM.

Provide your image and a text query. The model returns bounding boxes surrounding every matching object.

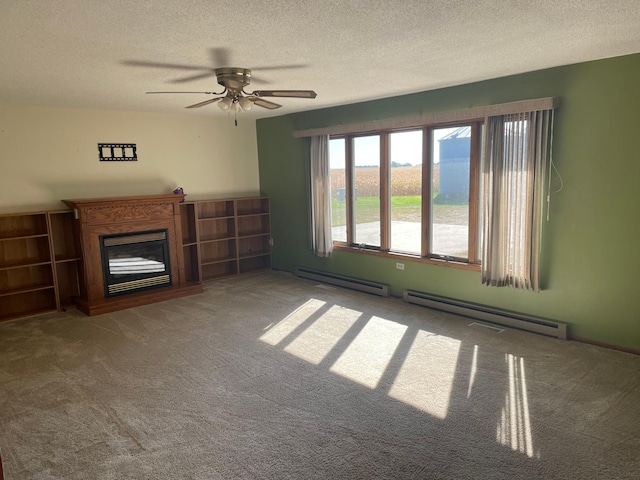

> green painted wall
[257,53,640,351]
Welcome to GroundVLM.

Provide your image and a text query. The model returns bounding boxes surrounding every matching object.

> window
[310,97,557,286]
[329,121,483,267]
[353,135,381,247]
[390,130,422,254]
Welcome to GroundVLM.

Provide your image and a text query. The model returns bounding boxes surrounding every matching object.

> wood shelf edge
[73,282,203,316]
[0,307,58,324]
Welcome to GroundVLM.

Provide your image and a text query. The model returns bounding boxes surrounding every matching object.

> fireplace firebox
[100,229,172,297]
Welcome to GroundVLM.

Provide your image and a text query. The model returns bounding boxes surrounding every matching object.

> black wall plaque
[98,143,137,161]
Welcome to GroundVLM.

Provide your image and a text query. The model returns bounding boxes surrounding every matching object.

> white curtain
[481,110,553,291]
[309,135,333,257]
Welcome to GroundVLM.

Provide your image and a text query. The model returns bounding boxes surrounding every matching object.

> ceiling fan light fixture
[218,96,233,111]
[238,96,253,111]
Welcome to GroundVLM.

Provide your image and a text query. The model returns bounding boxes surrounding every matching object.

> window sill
[333,244,481,271]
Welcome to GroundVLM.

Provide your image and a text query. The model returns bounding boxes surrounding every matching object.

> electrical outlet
[396,262,405,270]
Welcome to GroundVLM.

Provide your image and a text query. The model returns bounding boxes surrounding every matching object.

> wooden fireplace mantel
[63,194,203,316]
[63,193,185,209]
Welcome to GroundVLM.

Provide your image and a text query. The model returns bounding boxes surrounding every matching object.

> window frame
[330,119,484,271]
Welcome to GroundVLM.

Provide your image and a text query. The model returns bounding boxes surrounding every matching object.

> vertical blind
[309,135,332,257]
[481,109,554,291]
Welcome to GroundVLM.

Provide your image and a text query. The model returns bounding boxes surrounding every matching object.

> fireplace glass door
[100,229,172,296]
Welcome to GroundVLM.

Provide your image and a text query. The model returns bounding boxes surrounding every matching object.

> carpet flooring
[0,271,638,479]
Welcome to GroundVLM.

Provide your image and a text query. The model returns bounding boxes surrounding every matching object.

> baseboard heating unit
[403,290,567,340]
[294,267,390,297]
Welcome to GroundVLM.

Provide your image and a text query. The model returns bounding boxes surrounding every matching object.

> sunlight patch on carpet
[467,344,479,399]
[260,299,326,346]
[496,354,536,458]
[388,331,461,419]
[283,305,361,365]
[329,316,407,389]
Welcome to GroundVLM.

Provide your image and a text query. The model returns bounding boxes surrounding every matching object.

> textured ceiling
[1,1,639,119]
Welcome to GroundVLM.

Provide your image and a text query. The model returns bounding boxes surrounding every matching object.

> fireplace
[63,194,203,316]
[101,229,172,296]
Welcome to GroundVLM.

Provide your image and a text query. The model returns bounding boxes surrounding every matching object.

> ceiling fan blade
[146,91,223,94]
[251,90,317,99]
[186,98,222,109]
[122,60,209,71]
[248,75,272,85]
[210,47,231,67]
[170,71,217,84]
[250,97,282,110]
[253,64,308,71]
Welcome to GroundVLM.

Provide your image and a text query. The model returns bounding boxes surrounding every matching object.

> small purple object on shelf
[173,187,185,202]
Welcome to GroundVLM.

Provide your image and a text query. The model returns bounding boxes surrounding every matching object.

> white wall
[0,105,260,213]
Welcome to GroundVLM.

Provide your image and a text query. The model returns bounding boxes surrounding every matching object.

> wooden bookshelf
[0,196,269,322]
[179,196,271,282]
[48,210,82,309]
[0,195,205,322]
[0,210,86,321]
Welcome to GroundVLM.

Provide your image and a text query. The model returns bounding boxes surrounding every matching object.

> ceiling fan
[127,48,316,124]
[146,67,317,117]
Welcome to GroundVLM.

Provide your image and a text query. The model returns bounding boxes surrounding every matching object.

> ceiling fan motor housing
[216,67,252,92]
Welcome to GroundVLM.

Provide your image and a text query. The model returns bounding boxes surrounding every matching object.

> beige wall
[0,105,260,214]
